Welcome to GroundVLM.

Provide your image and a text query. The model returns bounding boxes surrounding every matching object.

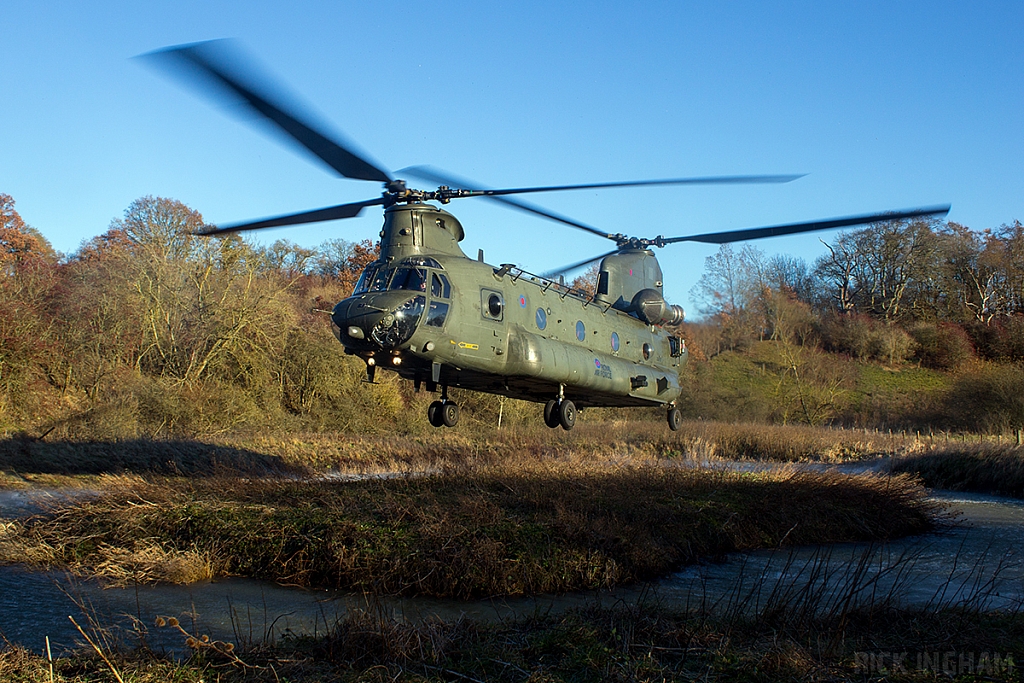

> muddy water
[1,487,1021,654]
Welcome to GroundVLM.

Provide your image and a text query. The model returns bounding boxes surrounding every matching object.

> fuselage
[331,202,687,409]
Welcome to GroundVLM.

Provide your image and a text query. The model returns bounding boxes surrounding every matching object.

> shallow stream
[1,479,1021,655]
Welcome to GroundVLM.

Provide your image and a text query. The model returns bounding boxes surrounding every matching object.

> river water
[1,484,1021,655]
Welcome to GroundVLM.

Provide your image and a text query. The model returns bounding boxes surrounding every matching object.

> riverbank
[1,602,1020,682]
[892,442,1024,498]
[1,463,936,597]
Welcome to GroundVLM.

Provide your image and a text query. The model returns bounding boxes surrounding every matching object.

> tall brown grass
[0,420,927,485]
[893,443,1024,498]
[2,463,936,597]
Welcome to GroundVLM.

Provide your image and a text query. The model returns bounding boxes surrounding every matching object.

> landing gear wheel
[441,402,460,428]
[558,399,577,431]
[428,400,445,428]
[543,399,560,429]
[667,407,682,431]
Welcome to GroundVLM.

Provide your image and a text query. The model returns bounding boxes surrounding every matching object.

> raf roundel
[518,295,527,308]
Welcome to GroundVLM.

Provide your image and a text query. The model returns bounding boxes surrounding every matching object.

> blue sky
[3,1,1022,314]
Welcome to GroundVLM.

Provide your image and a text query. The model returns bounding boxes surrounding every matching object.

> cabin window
[431,272,451,298]
[482,290,504,321]
[426,301,449,327]
[576,321,586,342]
[642,342,653,360]
[669,336,685,358]
[536,307,547,330]
[611,331,620,352]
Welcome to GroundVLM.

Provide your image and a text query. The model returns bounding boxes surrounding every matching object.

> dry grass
[2,462,937,597]
[0,420,930,487]
[2,603,1021,682]
[893,443,1024,498]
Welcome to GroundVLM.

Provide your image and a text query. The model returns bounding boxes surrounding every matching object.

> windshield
[353,264,380,295]
[390,267,428,292]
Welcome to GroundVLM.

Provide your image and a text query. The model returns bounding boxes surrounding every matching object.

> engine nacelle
[630,288,685,326]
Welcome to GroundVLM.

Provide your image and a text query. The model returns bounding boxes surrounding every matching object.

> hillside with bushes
[1,192,1022,438]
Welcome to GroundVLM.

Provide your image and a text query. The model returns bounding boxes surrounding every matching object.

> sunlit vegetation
[1,192,1023,439]
[0,463,935,595]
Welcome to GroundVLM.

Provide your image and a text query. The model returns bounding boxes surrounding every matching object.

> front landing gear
[427,387,459,428]
[543,397,576,431]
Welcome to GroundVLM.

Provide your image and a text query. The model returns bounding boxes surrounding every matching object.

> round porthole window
[487,293,503,318]
[611,332,620,352]
[576,321,586,341]
[536,307,547,330]
[642,342,653,360]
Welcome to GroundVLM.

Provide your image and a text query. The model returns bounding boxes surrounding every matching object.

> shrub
[943,363,1024,433]
[867,324,916,365]
[909,322,974,370]
[818,313,874,359]
[963,320,1009,361]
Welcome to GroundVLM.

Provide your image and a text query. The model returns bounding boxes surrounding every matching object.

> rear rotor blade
[198,197,386,235]
[661,205,951,245]
[143,40,391,183]
[400,165,619,240]
[463,173,805,198]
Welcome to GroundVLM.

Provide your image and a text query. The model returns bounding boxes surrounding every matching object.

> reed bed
[1,464,936,597]
[2,586,1019,682]
[892,442,1024,498]
[0,420,926,486]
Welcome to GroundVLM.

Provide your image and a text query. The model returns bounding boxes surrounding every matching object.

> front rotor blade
[540,249,620,280]
[662,205,951,245]
[400,165,619,241]
[143,40,391,183]
[465,173,805,198]
[198,197,386,235]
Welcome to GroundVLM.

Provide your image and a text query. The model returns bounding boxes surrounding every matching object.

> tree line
[689,216,1024,366]
[0,194,412,438]
[2,192,1022,437]
[682,216,1024,433]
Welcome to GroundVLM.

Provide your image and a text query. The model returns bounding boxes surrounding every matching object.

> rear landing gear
[543,399,560,429]
[441,401,460,427]
[427,387,459,428]
[428,400,444,428]
[542,397,576,431]
[667,406,682,431]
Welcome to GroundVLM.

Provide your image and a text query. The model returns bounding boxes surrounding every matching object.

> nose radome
[332,293,425,350]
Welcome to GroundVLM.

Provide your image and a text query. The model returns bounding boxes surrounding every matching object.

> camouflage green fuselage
[332,203,687,408]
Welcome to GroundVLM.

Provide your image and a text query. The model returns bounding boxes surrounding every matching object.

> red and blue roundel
[594,359,602,368]
[518,295,527,307]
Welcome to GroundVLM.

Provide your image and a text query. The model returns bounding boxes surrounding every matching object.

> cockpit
[345,258,453,347]
[353,257,450,298]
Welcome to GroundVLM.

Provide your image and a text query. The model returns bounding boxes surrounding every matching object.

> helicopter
[147,41,950,431]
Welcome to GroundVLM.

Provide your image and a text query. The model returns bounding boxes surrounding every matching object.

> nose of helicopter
[332,292,426,350]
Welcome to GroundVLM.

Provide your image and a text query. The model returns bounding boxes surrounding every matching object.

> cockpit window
[431,273,451,298]
[369,268,393,292]
[401,257,442,269]
[390,267,428,292]
[353,264,380,295]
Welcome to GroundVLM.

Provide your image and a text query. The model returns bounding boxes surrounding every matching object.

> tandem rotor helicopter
[147,41,949,431]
